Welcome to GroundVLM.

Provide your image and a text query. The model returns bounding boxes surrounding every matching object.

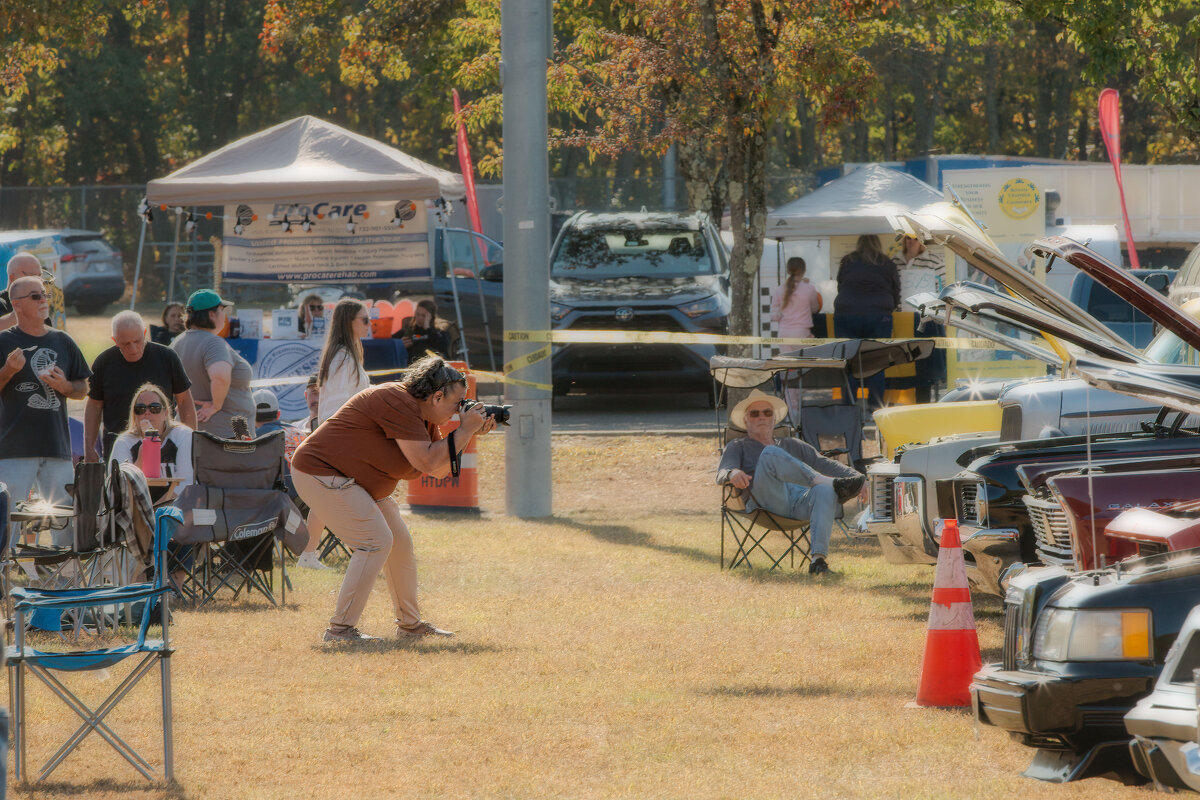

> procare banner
[221,199,430,283]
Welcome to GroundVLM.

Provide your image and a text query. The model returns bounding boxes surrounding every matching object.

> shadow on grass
[699,682,888,699]
[311,639,507,656]
[547,514,717,568]
[173,600,302,615]
[15,778,189,799]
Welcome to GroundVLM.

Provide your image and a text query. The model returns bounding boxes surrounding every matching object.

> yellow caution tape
[503,345,551,375]
[505,330,1007,350]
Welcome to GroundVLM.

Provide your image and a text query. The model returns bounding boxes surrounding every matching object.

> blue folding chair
[6,506,182,784]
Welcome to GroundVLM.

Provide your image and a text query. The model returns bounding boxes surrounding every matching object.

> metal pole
[167,211,183,304]
[130,218,148,310]
[501,0,552,517]
[441,232,471,366]
[663,144,677,210]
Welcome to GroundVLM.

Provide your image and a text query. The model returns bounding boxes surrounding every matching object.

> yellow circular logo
[998,178,1041,220]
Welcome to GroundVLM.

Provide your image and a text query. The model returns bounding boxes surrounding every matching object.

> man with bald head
[84,309,196,460]
[0,252,45,329]
[0,276,91,543]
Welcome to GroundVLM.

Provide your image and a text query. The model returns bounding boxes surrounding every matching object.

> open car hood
[890,199,1128,349]
[1030,235,1200,354]
[912,282,1144,366]
[1070,355,1200,418]
[907,290,1062,367]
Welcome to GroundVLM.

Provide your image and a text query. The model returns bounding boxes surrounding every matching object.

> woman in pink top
[770,257,822,339]
[770,257,823,419]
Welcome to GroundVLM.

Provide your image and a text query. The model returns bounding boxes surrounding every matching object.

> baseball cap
[253,389,279,415]
[186,288,233,311]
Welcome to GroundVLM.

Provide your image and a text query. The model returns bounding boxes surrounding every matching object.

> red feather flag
[452,89,488,263]
[1098,88,1140,268]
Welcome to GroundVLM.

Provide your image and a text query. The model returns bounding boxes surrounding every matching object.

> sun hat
[730,389,789,429]
[253,388,279,416]
[186,288,233,311]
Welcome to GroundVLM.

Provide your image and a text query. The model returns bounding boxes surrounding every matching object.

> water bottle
[142,429,162,479]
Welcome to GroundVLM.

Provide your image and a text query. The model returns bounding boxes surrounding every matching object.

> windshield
[551,228,715,278]
[1145,329,1200,366]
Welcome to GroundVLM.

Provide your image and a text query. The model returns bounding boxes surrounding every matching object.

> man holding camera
[291,356,497,642]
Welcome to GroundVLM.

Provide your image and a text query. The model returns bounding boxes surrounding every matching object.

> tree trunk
[726,128,768,355]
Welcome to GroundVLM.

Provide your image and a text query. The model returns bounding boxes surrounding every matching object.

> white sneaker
[296,551,330,570]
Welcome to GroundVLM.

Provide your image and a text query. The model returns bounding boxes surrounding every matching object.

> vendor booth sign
[221,199,429,284]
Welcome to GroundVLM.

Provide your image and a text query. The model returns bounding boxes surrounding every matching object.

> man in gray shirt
[716,389,864,574]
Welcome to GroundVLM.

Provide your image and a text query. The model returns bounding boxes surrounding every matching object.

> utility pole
[501,0,553,517]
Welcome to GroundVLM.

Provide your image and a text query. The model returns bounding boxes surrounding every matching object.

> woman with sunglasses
[291,356,497,642]
[296,298,371,569]
[109,383,194,493]
[297,293,326,337]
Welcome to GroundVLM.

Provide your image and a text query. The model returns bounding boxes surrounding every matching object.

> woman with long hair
[833,234,900,410]
[771,256,822,418]
[108,383,194,490]
[297,293,326,336]
[298,298,371,569]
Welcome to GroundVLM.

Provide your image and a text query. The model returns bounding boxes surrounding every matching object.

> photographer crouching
[291,356,498,642]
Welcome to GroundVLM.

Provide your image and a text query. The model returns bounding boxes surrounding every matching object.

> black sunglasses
[17,291,47,302]
[134,402,165,415]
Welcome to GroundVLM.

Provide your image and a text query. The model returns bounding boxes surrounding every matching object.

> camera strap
[448,430,460,478]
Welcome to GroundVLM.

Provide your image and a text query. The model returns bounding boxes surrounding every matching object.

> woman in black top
[833,235,900,410]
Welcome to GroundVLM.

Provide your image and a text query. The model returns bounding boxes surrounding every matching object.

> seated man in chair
[716,389,865,575]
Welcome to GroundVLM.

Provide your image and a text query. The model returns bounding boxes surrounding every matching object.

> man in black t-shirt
[0,276,91,545]
[83,310,196,460]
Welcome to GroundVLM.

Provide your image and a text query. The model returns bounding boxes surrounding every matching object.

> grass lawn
[9,434,1150,799]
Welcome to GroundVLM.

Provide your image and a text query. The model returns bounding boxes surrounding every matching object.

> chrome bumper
[960,526,1021,597]
[872,472,938,566]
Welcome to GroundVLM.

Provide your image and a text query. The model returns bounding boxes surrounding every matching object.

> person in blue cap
[171,289,256,439]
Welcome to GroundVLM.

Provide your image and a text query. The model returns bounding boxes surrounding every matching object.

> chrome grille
[958,483,983,526]
[1002,602,1020,671]
[870,474,895,522]
[1024,494,1073,566]
[1000,404,1022,441]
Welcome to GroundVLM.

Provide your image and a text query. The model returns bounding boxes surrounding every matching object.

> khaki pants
[292,467,420,630]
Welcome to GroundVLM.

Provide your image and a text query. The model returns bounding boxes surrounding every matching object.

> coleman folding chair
[173,429,307,608]
[7,507,182,784]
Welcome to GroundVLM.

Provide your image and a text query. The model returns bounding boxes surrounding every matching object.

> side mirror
[481,264,503,282]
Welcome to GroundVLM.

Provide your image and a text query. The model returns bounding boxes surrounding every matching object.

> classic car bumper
[1126,694,1200,790]
[868,469,939,566]
[960,526,1021,598]
[972,664,1153,744]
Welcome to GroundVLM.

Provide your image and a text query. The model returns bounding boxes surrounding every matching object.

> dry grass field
[9,433,1153,800]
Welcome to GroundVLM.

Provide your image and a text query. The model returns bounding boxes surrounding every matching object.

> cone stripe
[931,587,972,605]
[927,601,979,631]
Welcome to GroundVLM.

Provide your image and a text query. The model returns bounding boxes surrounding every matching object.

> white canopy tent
[145,115,464,205]
[766,164,943,239]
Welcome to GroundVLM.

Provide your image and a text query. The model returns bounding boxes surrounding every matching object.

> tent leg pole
[166,212,182,304]
[130,219,148,310]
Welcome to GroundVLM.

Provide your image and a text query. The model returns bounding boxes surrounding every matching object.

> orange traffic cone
[913,519,982,707]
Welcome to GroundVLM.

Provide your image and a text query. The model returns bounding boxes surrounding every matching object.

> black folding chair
[720,484,812,571]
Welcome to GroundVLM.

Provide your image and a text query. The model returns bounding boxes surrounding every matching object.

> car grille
[958,483,983,526]
[1025,494,1074,566]
[871,474,894,522]
[1003,602,1020,671]
[999,404,1022,441]
[567,313,683,332]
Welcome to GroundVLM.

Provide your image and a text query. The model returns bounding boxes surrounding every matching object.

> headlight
[550,301,571,321]
[1032,608,1152,661]
[680,294,724,319]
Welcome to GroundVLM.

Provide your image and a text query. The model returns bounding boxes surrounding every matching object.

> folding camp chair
[7,507,182,783]
[173,430,308,608]
[721,484,812,571]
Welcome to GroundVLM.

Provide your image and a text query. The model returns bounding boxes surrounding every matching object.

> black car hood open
[550,273,722,304]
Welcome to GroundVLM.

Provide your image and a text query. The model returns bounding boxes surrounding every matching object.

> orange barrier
[406,361,479,511]
[913,519,981,707]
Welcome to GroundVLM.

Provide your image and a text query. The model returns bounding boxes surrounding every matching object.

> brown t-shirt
[291,384,442,500]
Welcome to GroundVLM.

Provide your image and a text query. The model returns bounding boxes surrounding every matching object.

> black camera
[462,399,513,426]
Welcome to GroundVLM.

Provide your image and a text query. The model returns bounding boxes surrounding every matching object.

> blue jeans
[747,446,836,558]
[834,313,893,410]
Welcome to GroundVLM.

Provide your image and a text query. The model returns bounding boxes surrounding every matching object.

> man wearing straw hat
[716,389,864,575]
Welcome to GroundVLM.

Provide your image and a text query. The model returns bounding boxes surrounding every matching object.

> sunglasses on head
[746,408,774,418]
[134,402,165,415]
[17,291,47,302]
